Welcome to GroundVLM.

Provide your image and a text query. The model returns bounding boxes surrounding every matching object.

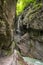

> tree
[0,0,16,56]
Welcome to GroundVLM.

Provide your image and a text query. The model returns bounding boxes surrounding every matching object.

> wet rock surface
[14,1,43,61]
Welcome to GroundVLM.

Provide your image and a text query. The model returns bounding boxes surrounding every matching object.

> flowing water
[23,57,43,65]
[16,16,21,35]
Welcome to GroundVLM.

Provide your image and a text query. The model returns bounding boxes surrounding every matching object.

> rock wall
[15,1,43,61]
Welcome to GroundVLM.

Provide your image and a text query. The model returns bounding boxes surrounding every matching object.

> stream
[23,57,43,65]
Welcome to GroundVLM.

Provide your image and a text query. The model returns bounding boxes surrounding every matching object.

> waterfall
[17,18,20,32]
[14,17,22,42]
[16,16,21,35]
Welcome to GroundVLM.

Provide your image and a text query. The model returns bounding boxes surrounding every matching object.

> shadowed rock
[15,1,43,61]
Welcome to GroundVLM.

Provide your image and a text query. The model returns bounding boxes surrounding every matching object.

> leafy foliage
[16,0,36,15]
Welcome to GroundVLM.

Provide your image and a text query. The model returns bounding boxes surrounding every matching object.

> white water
[23,57,43,65]
[17,17,20,33]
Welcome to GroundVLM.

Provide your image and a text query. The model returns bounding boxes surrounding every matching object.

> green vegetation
[16,0,42,15]
[16,0,36,15]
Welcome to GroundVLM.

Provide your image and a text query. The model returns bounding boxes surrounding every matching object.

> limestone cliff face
[15,1,43,61]
[0,0,16,56]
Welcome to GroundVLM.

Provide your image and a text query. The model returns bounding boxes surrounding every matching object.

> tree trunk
[0,0,16,56]
[0,0,16,65]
